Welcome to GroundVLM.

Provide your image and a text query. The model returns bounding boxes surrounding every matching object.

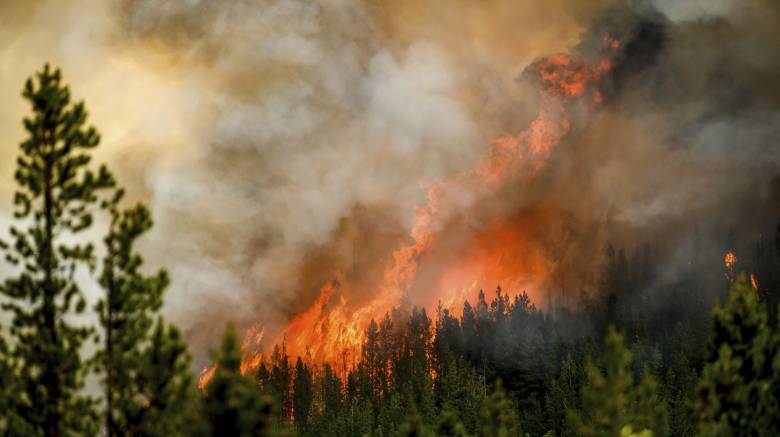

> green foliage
[0,68,776,437]
[479,380,520,437]
[0,63,114,436]
[94,190,175,436]
[544,354,584,437]
[435,407,468,437]
[696,275,780,436]
[436,356,487,433]
[0,335,35,436]
[130,320,200,436]
[202,324,275,436]
[398,410,435,437]
[569,326,668,437]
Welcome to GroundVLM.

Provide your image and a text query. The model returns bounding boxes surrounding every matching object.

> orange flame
[724,251,737,271]
[198,366,216,391]
[216,36,624,380]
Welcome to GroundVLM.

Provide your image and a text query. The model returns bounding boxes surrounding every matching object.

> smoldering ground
[0,0,778,366]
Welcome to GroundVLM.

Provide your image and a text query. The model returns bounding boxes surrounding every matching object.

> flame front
[197,37,622,388]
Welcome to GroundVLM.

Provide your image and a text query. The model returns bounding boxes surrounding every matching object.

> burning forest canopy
[1,1,780,433]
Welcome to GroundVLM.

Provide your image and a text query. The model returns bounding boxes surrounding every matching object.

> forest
[1,64,780,437]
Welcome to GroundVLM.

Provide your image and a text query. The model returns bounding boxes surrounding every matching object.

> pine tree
[94,191,172,436]
[634,368,669,437]
[321,363,342,416]
[0,335,34,436]
[0,64,114,436]
[569,326,667,437]
[544,354,583,437]
[436,357,486,434]
[293,357,314,432]
[131,319,200,436]
[663,353,696,437]
[478,380,520,437]
[202,323,275,437]
[435,407,468,437]
[696,275,780,436]
[270,343,293,421]
[362,319,385,400]
[398,410,434,437]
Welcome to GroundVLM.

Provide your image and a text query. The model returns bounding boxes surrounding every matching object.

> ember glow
[724,251,737,270]
[194,37,622,388]
[750,273,759,290]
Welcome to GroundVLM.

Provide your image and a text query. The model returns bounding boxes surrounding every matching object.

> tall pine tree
[94,190,173,436]
[0,64,114,436]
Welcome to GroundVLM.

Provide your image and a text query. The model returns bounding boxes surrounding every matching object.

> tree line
[1,65,780,436]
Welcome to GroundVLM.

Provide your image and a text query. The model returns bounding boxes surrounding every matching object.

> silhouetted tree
[131,319,199,436]
[94,190,172,436]
[202,324,275,437]
[293,357,313,432]
[0,64,114,436]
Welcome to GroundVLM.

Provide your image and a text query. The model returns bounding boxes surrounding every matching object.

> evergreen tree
[202,323,275,437]
[478,380,520,437]
[569,326,667,437]
[436,357,486,434]
[293,357,314,432]
[634,368,669,437]
[0,64,114,436]
[0,335,34,436]
[131,319,200,436]
[435,407,468,437]
[696,275,780,436]
[544,354,584,437]
[94,191,171,436]
[270,342,293,421]
[398,410,434,437]
[321,363,342,416]
[663,353,697,437]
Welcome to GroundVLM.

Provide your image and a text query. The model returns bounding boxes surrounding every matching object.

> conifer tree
[568,326,668,437]
[436,357,486,434]
[0,64,114,436]
[94,191,172,436]
[435,407,468,437]
[478,380,520,437]
[544,354,584,437]
[398,410,434,437]
[0,335,34,436]
[696,275,780,436]
[202,323,275,437]
[293,357,314,432]
[131,319,199,436]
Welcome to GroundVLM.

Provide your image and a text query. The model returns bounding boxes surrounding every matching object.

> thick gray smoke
[0,0,778,366]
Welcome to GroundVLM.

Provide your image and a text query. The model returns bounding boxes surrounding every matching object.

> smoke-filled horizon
[1,0,779,368]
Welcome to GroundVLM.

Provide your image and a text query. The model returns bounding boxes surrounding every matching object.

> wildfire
[199,35,623,389]
[750,273,759,290]
[198,366,216,391]
[724,251,737,278]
